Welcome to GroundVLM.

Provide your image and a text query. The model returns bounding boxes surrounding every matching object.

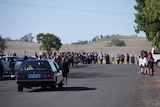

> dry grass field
[4,36,152,57]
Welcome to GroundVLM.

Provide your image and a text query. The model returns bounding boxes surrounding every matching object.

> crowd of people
[34,50,155,77]
[0,50,155,79]
[138,50,154,76]
[52,52,138,65]
[35,51,134,65]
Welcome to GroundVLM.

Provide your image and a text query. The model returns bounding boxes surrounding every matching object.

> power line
[0,0,133,15]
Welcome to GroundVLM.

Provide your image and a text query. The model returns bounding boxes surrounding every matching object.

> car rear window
[20,61,51,71]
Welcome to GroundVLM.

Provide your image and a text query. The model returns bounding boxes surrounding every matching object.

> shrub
[111,38,126,46]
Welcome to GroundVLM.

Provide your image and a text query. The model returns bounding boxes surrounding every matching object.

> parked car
[1,56,23,74]
[151,47,160,67]
[16,59,63,92]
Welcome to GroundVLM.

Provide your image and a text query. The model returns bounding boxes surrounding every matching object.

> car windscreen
[154,48,160,54]
[19,61,51,71]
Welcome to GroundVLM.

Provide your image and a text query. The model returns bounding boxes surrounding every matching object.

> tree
[37,33,62,53]
[0,35,7,54]
[20,33,34,42]
[144,0,160,49]
[134,0,147,34]
[134,0,160,49]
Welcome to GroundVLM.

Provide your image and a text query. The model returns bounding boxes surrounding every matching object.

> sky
[0,0,145,44]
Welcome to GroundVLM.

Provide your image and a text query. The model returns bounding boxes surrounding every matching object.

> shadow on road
[69,72,126,79]
[0,76,15,81]
[29,86,97,92]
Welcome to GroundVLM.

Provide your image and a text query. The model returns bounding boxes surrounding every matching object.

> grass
[4,36,152,57]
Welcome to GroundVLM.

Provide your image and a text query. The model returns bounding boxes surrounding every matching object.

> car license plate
[28,74,41,78]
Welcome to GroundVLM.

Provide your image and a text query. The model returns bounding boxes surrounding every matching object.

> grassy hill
[4,36,152,57]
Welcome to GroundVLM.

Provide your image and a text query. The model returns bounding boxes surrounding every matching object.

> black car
[16,59,63,92]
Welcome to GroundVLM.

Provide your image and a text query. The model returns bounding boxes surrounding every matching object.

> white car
[151,47,160,67]
[1,56,23,74]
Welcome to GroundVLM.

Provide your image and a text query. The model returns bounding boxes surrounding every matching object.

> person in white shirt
[138,56,143,74]
[142,56,149,75]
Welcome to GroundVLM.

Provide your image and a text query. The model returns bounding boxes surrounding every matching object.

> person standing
[116,54,120,64]
[60,57,69,85]
[147,52,154,76]
[9,57,15,78]
[99,53,103,64]
[105,53,110,64]
[0,57,4,78]
[143,56,149,75]
[138,56,143,74]
[131,55,135,64]
[126,53,130,64]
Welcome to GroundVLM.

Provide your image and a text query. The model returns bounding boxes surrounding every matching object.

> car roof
[23,58,55,63]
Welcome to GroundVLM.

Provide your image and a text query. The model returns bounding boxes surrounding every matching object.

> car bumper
[16,79,57,87]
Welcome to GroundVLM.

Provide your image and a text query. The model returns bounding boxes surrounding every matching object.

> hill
[60,36,152,56]
[4,36,152,57]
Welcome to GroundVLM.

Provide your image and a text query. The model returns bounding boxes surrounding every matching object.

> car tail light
[16,75,26,79]
[43,74,52,78]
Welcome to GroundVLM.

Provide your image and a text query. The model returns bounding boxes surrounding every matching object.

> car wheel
[157,60,160,68]
[50,83,56,89]
[41,85,47,89]
[58,81,63,89]
[18,85,23,92]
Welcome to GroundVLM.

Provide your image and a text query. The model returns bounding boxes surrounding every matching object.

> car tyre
[58,81,63,89]
[157,60,160,68]
[18,85,23,92]
[50,83,56,89]
[41,85,47,89]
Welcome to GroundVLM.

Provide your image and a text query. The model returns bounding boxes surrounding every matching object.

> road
[0,64,160,107]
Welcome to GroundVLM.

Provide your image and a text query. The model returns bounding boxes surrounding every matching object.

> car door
[1,57,10,72]
[49,60,63,84]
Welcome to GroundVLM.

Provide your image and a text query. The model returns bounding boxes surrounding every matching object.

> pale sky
[0,0,145,43]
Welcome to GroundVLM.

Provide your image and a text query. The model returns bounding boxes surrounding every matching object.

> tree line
[0,33,62,55]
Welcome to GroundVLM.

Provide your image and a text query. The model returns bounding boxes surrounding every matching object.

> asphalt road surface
[0,64,160,107]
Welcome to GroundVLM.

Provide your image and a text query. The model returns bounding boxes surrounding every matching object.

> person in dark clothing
[131,55,135,64]
[105,53,110,64]
[0,58,4,78]
[60,57,69,85]
[126,53,130,64]
[24,55,28,60]
[9,58,15,78]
